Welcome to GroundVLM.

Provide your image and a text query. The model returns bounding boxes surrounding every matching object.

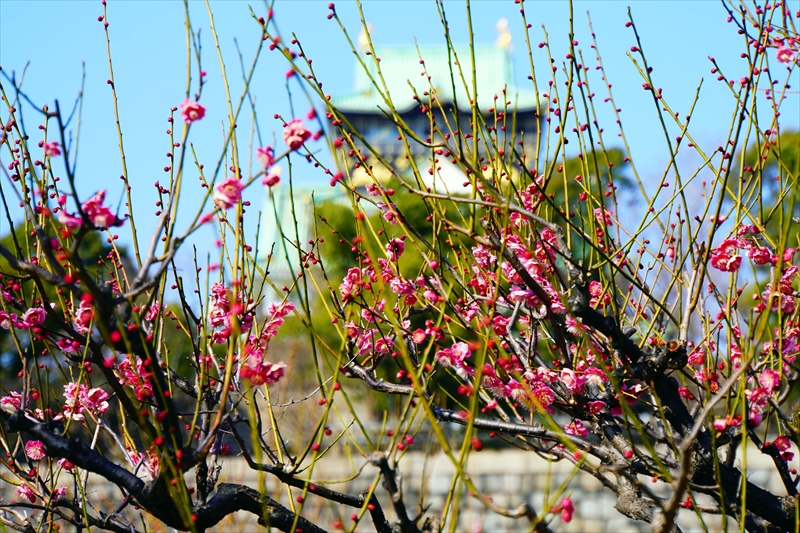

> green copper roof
[332,45,539,114]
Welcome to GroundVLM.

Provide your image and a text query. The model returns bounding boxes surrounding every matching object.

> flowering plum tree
[0,1,798,532]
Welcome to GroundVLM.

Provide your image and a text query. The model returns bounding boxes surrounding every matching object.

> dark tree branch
[368,452,419,533]
[229,424,392,533]
[4,411,146,498]
[3,411,332,532]
[432,404,613,463]
[194,483,327,532]
[747,429,799,497]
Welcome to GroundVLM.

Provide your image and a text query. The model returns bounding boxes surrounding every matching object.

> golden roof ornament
[495,18,512,51]
[357,22,374,52]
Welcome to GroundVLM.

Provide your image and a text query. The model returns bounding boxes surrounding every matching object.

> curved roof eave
[330,92,541,115]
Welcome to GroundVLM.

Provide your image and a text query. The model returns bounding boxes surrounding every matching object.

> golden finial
[357,22,374,52]
[495,18,512,51]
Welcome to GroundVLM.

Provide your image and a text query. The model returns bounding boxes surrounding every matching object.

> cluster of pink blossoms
[468,233,569,318]
[334,225,623,419]
[256,145,282,187]
[692,336,792,429]
[709,225,795,273]
[282,118,311,151]
[755,265,799,314]
[16,482,64,504]
[766,435,795,462]
[57,383,109,421]
[744,368,783,427]
[42,141,61,157]
[478,360,564,414]
[435,342,474,379]
[256,146,281,187]
[238,301,293,386]
[0,306,46,330]
[760,326,799,367]
[213,177,245,210]
[709,227,799,313]
[773,34,797,65]
[115,355,153,401]
[208,282,254,344]
[207,118,315,202]
[129,450,160,480]
[72,295,94,335]
[347,323,394,358]
[57,190,122,230]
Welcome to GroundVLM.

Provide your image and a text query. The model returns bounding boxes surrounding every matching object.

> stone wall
[2,446,788,532]
[207,445,784,532]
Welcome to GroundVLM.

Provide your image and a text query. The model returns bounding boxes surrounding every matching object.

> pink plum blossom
[561,368,586,394]
[564,419,588,438]
[60,383,109,421]
[709,239,743,272]
[589,280,611,309]
[130,451,160,479]
[256,146,275,168]
[25,440,46,461]
[57,210,83,229]
[588,400,606,414]
[492,315,510,335]
[144,301,164,322]
[282,118,311,150]
[747,246,772,265]
[375,201,399,224]
[509,380,555,413]
[43,141,61,157]
[179,99,206,123]
[772,435,794,462]
[436,342,471,369]
[57,458,76,471]
[713,417,729,431]
[0,311,17,330]
[776,46,796,64]
[16,484,36,503]
[583,366,609,387]
[594,207,613,226]
[758,368,780,392]
[83,190,120,228]
[213,177,244,209]
[237,300,292,386]
[385,238,405,261]
[73,297,94,334]
[262,166,282,188]
[239,357,287,386]
[263,301,295,339]
[59,190,121,230]
[21,307,46,328]
[116,355,153,401]
[0,392,23,413]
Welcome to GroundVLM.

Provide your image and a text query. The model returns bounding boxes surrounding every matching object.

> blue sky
[1,0,798,274]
